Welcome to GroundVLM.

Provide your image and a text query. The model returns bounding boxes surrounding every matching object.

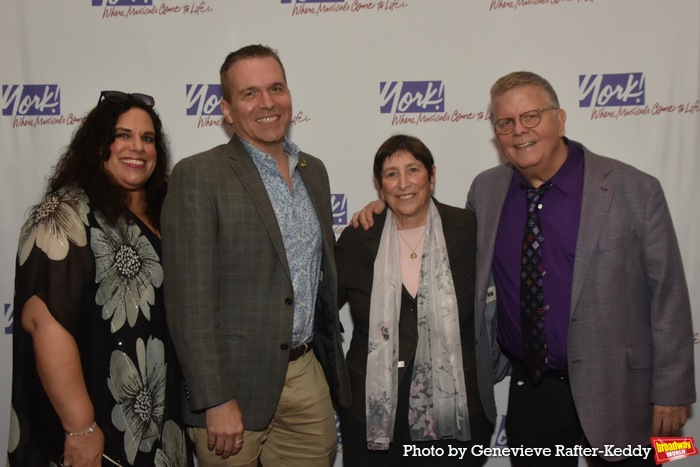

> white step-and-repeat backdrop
[2,1,699,465]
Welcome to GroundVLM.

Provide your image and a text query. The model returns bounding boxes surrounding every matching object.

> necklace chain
[397,227,426,260]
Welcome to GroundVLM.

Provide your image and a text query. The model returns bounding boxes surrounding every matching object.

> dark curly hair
[47,95,170,230]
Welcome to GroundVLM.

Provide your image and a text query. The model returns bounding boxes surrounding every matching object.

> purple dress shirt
[493,139,584,370]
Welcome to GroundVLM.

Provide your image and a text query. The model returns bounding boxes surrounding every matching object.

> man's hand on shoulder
[350,199,386,230]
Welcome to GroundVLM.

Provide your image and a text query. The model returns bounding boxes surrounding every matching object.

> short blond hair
[490,71,559,116]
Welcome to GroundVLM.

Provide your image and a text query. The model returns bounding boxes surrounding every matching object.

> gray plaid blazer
[161,136,351,429]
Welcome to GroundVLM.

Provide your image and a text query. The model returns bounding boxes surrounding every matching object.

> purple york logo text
[186,84,222,116]
[492,415,507,447]
[2,85,61,116]
[579,73,645,108]
[4,303,12,335]
[92,0,153,6]
[281,0,344,4]
[380,81,445,114]
[332,194,348,226]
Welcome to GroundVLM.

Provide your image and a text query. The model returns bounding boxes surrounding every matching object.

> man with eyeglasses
[467,71,694,466]
[353,71,694,466]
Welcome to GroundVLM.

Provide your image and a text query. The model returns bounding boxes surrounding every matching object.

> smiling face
[492,84,568,186]
[103,107,157,197]
[220,56,292,156]
[379,150,435,229]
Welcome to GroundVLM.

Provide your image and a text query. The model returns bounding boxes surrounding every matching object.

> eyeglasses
[98,90,155,107]
[492,107,558,135]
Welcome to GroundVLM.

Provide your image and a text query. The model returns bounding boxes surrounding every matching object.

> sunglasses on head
[98,90,155,107]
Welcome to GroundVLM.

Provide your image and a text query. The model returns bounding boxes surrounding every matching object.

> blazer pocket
[598,229,639,252]
[626,346,652,369]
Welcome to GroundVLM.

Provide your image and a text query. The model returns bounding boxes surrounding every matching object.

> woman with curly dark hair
[8,92,190,467]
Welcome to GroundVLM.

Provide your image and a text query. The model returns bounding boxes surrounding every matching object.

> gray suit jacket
[467,140,695,457]
[161,136,351,429]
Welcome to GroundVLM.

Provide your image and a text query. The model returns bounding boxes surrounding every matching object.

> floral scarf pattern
[365,200,470,449]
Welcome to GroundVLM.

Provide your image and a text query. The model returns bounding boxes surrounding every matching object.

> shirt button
[281,344,289,351]
[285,297,293,305]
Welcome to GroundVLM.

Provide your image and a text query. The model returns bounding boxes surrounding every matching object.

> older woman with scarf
[336,134,499,466]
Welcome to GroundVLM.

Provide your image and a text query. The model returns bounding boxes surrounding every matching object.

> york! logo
[2,85,61,116]
[332,194,348,226]
[92,0,153,6]
[380,81,445,114]
[3,303,12,335]
[579,73,645,108]
[186,84,222,116]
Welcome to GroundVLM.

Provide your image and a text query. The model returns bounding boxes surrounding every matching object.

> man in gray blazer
[467,71,694,466]
[161,44,350,467]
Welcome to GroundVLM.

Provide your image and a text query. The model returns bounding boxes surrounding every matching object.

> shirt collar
[510,137,584,197]
[237,135,302,169]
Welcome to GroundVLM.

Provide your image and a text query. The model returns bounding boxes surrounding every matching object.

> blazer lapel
[474,168,511,333]
[570,150,615,315]
[226,137,292,280]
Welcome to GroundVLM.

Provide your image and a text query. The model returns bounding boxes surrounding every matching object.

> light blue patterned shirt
[240,137,321,346]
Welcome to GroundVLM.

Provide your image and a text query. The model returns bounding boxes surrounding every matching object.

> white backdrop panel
[2,1,698,465]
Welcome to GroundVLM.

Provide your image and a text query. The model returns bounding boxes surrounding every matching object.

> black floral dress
[8,186,190,466]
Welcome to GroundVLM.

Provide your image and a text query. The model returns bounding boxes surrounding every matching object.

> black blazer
[336,199,494,426]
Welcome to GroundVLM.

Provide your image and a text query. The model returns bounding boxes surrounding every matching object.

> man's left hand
[652,404,690,436]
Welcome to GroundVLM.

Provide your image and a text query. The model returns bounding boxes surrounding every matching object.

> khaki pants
[190,351,337,467]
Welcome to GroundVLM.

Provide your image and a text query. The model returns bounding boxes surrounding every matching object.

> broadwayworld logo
[380,81,445,114]
[578,73,645,108]
[2,85,61,116]
[650,437,698,464]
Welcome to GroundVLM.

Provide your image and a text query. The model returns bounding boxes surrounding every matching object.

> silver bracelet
[65,421,97,437]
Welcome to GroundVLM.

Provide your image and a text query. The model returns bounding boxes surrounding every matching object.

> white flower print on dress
[92,211,163,332]
[154,420,187,466]
[18,187,89,265]
[108,337,166,464]
[8,404,19,453]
